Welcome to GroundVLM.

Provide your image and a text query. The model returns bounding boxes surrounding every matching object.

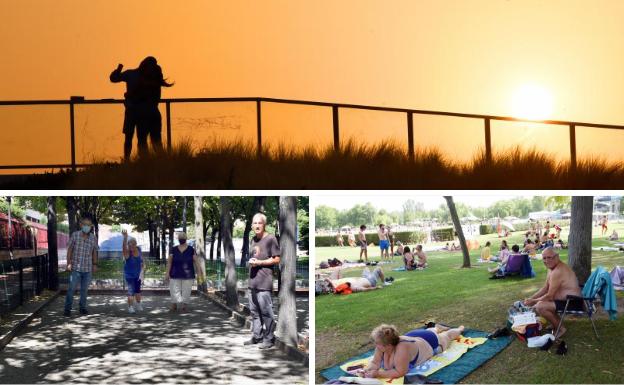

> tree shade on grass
[315,226,624,384]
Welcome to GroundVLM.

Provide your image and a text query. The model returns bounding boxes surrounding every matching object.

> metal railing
[0,253,50,315]
[57,257,309,289]
[3,96,622,170]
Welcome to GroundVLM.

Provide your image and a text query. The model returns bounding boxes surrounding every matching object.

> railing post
[18,258,23,305]
[569,124,577,171]
[166,101,172,152]
[35,255,40,295]
[407,112,414,160]
[332,105,340,151]
[69,100,76,171]
[484,118,492,163]
[256,99,262,156]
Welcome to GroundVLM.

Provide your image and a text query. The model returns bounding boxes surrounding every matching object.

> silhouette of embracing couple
[110,57,173,160]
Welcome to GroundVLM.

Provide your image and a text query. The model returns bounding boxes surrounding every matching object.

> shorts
[404,329,439,351]
[360,240,367,250]
[362,268,382,287]
[380,240,389,250]
[126,277,142,296]
[555,298,585,312]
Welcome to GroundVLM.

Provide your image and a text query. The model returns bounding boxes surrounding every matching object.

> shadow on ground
[0,295,308,384]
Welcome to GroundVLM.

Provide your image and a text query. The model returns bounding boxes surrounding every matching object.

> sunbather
[488,244,519,274]
[403,246,415,270]
[325,266,386,293]
[414,245,427,268]
[360,323,465,379]
[523,239,537,259]
[608,229,618,241]
[480,241,492,261]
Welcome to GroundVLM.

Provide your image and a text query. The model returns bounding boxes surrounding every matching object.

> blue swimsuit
[381,329,439,370]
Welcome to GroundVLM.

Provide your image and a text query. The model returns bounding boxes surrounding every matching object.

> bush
[431,227,454,242]
[480,224,494,235]
[316,230,427,247]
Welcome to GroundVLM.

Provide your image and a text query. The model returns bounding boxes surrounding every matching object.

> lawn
[315,224,624,384]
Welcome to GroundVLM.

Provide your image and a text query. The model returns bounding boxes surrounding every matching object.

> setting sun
[511,84,553,121]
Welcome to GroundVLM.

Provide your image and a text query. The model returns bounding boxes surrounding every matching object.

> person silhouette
[110,57,173,159]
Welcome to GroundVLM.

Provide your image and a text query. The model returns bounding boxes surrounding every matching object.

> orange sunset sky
[1,0,624,165]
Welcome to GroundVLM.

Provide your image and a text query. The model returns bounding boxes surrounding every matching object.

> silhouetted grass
[2,140,624,189]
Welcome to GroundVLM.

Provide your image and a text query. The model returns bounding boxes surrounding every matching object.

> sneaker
[64,310,71,317]
[79,308,89,315]
[258,341,274,349]
[135,302,143,312]
[128,306,136,314]
[243,338,261,346]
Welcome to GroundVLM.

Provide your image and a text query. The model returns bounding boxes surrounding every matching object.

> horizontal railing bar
[0,164,89,170]
[1,96,623,130]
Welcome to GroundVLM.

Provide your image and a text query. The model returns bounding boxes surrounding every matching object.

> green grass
[315,225,624,384]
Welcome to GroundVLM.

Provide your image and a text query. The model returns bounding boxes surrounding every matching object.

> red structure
[0,214,69,259]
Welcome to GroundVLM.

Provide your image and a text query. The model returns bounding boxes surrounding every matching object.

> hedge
[480,224,494,235]
[316,230,428,247]
[431,227,454,242]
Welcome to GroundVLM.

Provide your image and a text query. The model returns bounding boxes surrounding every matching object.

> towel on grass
[323,330,514,384]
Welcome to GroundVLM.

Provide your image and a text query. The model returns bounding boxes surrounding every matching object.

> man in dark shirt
[244,212,281,349]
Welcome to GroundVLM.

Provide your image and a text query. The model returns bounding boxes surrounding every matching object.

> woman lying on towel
[359,324,465,379]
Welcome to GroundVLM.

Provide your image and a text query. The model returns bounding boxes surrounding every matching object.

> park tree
[444,196,471,268]
[545,196,571,211]
[47,196,59,290]
[568,196,593,284]
[531,196,546,212]
[316,205,338,230]
[277,196,298,347]
[194,196,207,292]
[220,196,239,308]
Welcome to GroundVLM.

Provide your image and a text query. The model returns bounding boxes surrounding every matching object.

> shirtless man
[414,245,427,268]
[601,215,608,236]
[387,226,395,259]
[378,224,390,261]
[358,225,368,262]
[348,229,356,247]
[523,247,582,338]
[325,266,385,293]
[336,231,344,247]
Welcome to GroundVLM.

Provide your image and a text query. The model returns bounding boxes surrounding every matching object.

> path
[0,295,307,384]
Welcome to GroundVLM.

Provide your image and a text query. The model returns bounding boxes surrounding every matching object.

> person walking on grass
[244,213,281,350]
[164,232,203,313]
[378,224,390,261]
[64,217,98,317]
[358,224,368,262]
[122,229,144,314]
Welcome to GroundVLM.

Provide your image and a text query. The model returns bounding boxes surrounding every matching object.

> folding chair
[554,289,600,340]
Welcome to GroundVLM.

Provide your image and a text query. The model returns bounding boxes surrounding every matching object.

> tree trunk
[47,197,59,291]
[568,196,593,284]
[241,196,266,267]
[444,196,471,268]
[277,196,298,347]
[147,219,154,258]
[160,225,167,261]
[194,196,206,292]
[209,227,217,261]
[182,196,188,234]
[220,197,239,308]
[217,227,222,261]
[65,196,78,233]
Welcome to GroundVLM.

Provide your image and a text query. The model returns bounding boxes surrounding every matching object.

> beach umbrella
[500,221,515,231]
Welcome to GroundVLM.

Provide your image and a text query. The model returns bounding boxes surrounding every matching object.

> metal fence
[0,253,49,316]
[2,97,624,171]
[57,257,309,289]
